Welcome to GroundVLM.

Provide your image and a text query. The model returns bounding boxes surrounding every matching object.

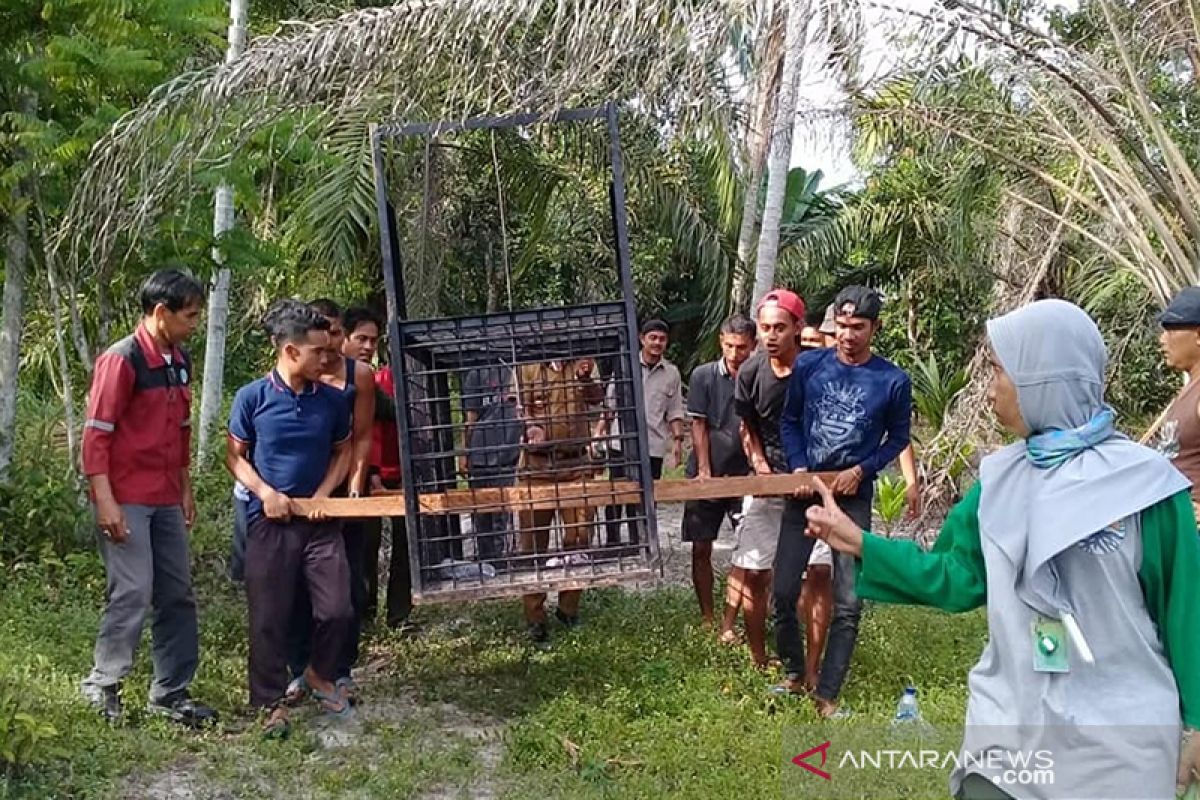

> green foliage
[0,397,89,564]
[0,686,58,776]
[0,465,89,565]
[909,353,969,430]
[873,473,908,534]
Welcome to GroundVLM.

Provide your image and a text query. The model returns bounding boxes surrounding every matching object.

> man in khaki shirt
[638,319,686,476]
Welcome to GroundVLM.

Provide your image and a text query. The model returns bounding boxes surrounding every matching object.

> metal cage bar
[370,104,661,603]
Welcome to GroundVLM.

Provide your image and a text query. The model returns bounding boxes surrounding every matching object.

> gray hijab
[977,299,1189,618]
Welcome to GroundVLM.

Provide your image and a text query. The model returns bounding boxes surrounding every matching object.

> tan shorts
[731,496,783,571]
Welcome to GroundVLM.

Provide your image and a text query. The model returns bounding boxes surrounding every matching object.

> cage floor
[413,548,660,604]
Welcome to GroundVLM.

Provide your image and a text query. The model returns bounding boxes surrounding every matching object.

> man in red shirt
[80,269,215,726]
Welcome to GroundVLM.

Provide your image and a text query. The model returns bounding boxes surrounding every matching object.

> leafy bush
[0,464,90,564]
[0,685,58,776]
[909,353,969,430]
[873,473,908,535]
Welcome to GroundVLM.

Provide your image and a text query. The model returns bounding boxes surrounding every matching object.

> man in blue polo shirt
[226,299,354,737]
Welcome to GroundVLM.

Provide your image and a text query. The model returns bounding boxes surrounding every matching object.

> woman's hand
[804,477,865,557]
[1178,728,1200,795]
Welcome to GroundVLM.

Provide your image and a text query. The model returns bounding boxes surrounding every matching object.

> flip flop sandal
[718,630,742,646]
[335,677,359,707]
[769,679,808,696]
[284,675,309,707]
[312,688,354,719]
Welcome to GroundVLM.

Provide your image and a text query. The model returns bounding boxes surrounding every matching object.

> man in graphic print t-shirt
[773,285,912,716]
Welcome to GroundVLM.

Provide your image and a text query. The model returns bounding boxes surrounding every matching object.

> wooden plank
[290,471,840,518]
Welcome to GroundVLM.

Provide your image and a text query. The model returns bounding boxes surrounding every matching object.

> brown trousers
[518,462,597,624]
[245,517,352,708]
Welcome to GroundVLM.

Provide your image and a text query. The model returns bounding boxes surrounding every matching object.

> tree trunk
[33,188,81,469]
[46,260,79,469]
[750,0,810,309]
[196,0,248,465]
[65,272,92,372]
[0,181,30,480]
[731,4,785,312]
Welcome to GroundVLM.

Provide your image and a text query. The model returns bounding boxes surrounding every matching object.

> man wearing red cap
[726,288,805,668]
[775,285,912,715]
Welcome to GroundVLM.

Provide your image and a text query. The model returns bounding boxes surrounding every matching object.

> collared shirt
[82,323,192,505]
[641,356,686,458]
[685,358,749,477]
[513,360,604,454]
[228,370,352,521]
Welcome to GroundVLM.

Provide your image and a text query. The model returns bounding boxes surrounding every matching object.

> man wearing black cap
[1154,287,1200,509]
[774,285,912,714]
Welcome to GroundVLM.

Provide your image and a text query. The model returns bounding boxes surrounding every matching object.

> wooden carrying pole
[291,472,840,517]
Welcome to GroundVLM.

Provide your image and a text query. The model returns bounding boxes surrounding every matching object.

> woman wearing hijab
[805,299,1200,800]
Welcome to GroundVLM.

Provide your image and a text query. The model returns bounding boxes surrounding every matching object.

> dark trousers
[287,521,370,680]
[245,517,351,708]
[362,478,412,627]
[470,470,515,560]
[603,455,662,545]
[772,494,872,701]
[230,495,249,582]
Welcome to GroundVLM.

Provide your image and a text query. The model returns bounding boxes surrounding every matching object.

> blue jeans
[772,494,872,701]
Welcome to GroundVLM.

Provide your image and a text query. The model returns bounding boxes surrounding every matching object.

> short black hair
[343,306,382,336]
[720,313,756,339]
[140,269,204,314]
[308,298,342,320]
[640,319,669,336]
[263,299,331,347]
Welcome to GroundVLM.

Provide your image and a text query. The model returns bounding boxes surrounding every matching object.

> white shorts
[731,496,783,571]
[808,538,832,568]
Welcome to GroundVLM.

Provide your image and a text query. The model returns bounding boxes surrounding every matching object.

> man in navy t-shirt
[226,299,354,736]
[772,285,912,715]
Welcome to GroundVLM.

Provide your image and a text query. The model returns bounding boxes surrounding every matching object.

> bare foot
[718,629,742,646]
[303,667,338,700]
[814,697,840,718]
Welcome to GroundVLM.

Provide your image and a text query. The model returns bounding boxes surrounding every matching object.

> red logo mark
[792,741,832,781]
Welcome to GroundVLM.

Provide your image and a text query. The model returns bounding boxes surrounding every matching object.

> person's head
[342,306,382,363]
[754,289,805,360]
[818,303,837,347]
[139,269,205,345]
[832,286,883,362]
[1158,287,1200,374]
[309,299,344,371]
[718,314,756,371]
[640,319,670,361]
[985,299,1107,439]
[265,299,331,382]
[799,325,825,351]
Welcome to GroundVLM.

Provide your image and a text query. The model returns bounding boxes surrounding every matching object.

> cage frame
[370,102,661,603]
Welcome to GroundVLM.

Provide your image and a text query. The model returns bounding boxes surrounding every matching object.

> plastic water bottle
[893,686,920,724]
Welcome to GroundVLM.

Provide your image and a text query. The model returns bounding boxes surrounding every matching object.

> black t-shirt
[461,365,522,472]
[685,360,750,478]
[733,351,791,474]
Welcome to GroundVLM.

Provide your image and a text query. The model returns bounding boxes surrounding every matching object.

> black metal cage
[371,104,661,603]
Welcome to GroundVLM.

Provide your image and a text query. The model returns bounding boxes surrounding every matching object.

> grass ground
[0,493,987,799]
